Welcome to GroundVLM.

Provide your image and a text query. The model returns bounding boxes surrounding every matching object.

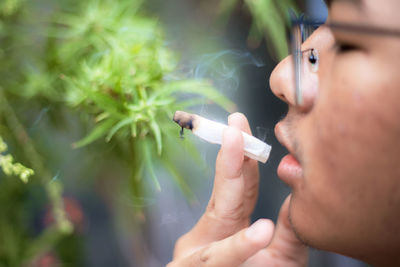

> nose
[269,25,335,111]
[269,54,319,112]
[269,55,296,106]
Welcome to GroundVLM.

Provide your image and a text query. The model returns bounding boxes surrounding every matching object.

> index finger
[228,113,260,218]
[189,114,259,244]
[186,124,246,247]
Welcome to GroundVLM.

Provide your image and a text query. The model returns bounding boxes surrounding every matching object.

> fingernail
[245,219,271,241]
[228,112,243,125]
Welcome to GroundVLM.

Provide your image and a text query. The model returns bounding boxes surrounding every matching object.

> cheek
[307,54,400,210]
[292,55,400,251]
[306,94,383,208]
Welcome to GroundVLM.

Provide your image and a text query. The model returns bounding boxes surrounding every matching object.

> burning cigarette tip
[173,111,195,130]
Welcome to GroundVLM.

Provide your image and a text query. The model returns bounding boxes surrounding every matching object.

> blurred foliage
[218,0,297,60]
[0,0,24,16]
[0,137,34,183]
[0,0,233,265]
[0,0,297,264]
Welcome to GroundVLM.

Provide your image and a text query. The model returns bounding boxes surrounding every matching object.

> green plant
[0,0,297,264]
[218,0,297,60]
[0,0,233,264]
[0,136,34,184]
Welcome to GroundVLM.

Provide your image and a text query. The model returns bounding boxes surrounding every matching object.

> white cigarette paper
[173,111,271,163]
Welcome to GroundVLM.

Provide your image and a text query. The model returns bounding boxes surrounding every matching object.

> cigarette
[173,111,271,163]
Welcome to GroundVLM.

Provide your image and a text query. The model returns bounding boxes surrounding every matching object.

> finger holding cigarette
[173,111,271,163]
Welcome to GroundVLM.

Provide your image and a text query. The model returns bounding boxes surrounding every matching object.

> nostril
[278,93,287,102]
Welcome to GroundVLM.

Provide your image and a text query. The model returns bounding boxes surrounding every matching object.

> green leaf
[143,140,161,192]
[95,112,110,122]
[149,120,162,155]
[162,157,196,203]
[106,117,136,142]
[217,0,239,24]
[244,0,296,60]
[153,80,236,112]
[131,123,137,137]
[85,89,122,116]
[149,97,175,107]
[73,119,116,148]
[175,98,211,109]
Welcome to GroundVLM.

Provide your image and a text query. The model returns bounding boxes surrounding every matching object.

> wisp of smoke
[193,49,265,92]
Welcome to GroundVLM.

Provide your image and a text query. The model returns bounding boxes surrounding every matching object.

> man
[167,0,400,266]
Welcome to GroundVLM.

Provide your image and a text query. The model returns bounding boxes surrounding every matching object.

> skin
[168,0,400,266]
[168,115,308,267]
[273,0,400,265]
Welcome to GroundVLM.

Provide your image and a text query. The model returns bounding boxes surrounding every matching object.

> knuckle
[206,198,215,212]
[207,193,245,224]
[244,182,259,201]
[216,200,245,223]
[199,245,212,265]
[205,202,246,231]
[244,185,259,213]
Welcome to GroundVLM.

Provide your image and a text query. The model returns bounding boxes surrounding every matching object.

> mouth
[275,121,304,187]
[277,154,303,187]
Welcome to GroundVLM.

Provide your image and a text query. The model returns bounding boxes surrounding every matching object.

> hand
[167,113,308,267]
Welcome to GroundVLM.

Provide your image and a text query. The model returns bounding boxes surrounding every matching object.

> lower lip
[277,154,303,186]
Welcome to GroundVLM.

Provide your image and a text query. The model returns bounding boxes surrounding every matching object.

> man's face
[270,0,400,264]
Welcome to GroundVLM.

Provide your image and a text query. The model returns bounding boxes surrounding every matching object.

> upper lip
[274,120,297,159]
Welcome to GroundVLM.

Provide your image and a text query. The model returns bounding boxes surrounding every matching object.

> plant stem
[0,88,72,256]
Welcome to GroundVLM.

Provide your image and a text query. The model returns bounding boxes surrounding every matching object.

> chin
[287,193,377,264]
[288,193,344,252]
[287,194,317,248]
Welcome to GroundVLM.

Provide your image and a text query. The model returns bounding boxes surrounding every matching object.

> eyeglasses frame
[289,14,400,106]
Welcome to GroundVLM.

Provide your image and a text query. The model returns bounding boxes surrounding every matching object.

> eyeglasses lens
[292,22,316,106]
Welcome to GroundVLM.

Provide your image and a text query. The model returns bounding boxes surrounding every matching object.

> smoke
[256,126,267,142]
[164,49,265,117]
[192,49,265,92]
[28,107,50,133]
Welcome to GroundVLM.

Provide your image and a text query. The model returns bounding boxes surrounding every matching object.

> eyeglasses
[290,12,400,106]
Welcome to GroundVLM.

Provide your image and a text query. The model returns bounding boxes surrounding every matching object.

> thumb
[268,195,309,264]
[174,219,274,267]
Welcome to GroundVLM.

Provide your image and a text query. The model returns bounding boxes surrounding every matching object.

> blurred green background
[0,0,367,266]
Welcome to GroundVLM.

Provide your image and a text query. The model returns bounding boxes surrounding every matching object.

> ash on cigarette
[173,111,194,130]
[173,111,197,139]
